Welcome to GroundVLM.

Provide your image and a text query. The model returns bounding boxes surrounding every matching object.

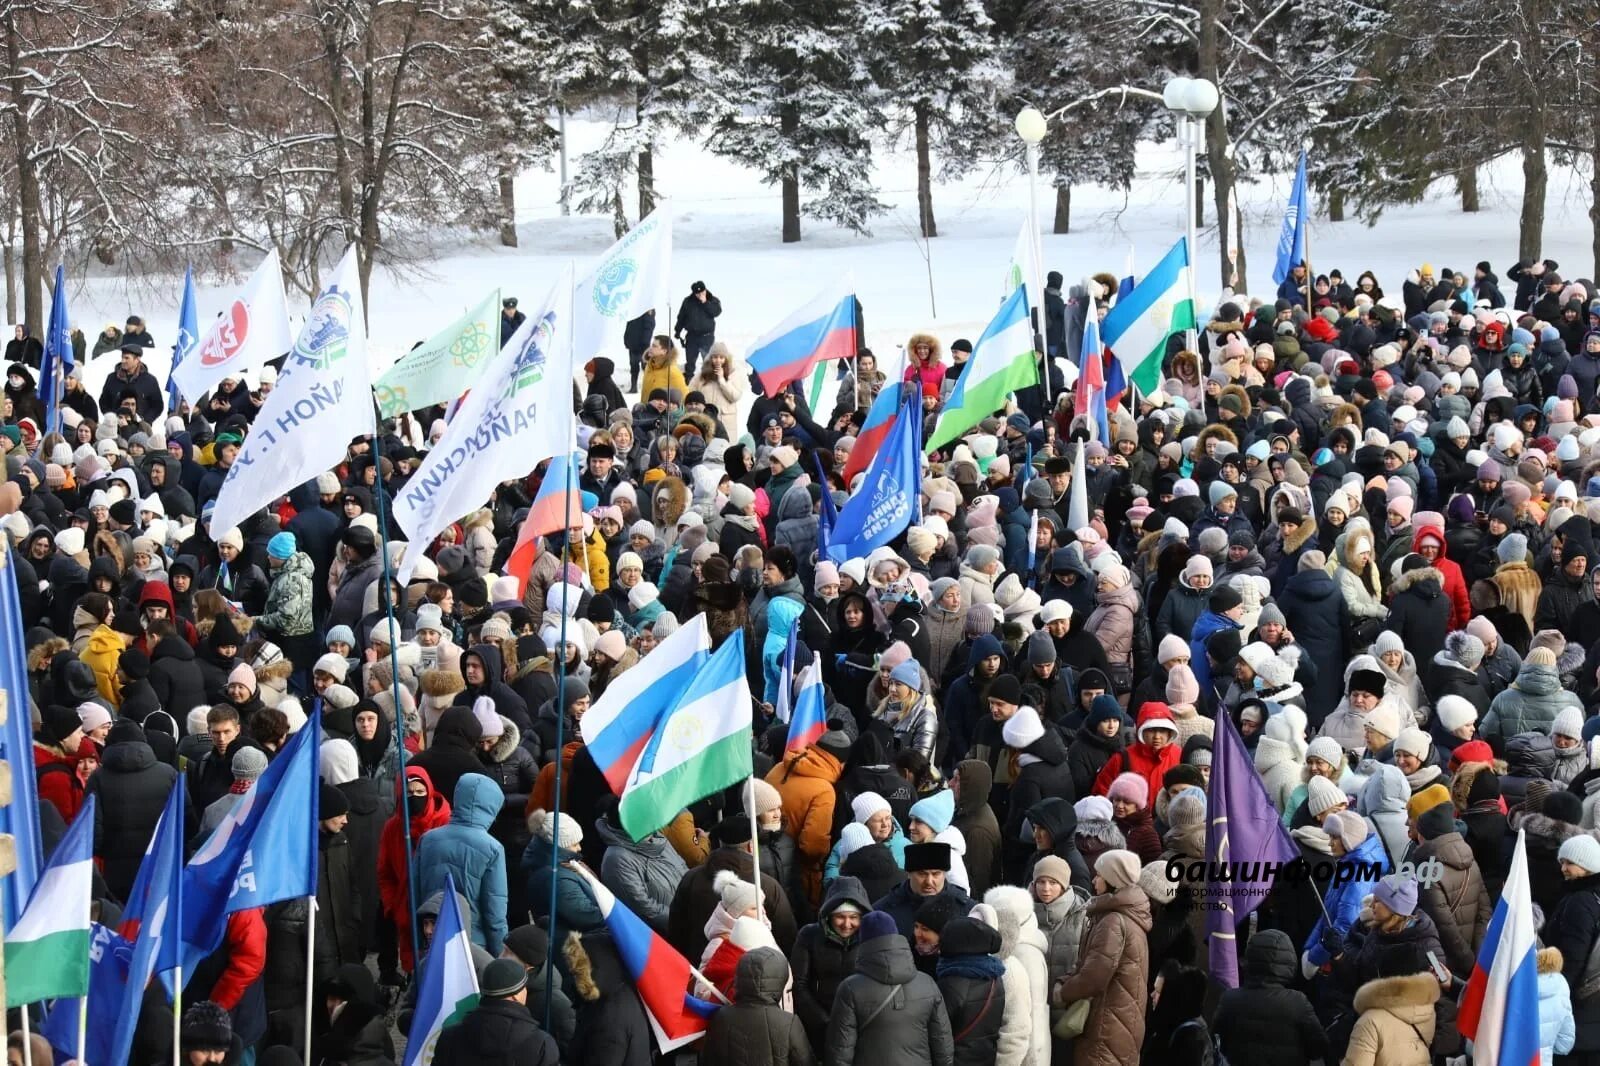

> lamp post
[1015,106,1047,376]
[1162,76,1218,352]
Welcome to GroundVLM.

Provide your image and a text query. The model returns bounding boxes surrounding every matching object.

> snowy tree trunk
[915,104,936,239]
[1520,122,1547,262]
[1329,187,1345,222]
[1592,134,1600,278]
[1458,166,1480,213]
[1054,185,1070,234]
[1194,175,1204,228]
[5,9,41,331]
[1198,0,1237,290]
[781,103,801,243]
[499,168,518,248]
[639,145,656,220]
[4,236,14,323]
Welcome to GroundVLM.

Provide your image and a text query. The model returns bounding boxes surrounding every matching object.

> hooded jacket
[1091,703,1182,807]
[952,760,1003,898]
[791,876,869,1047]
[1411,829,1492,975]
[703,947,814,1066]
[1344,973,1439,1066]
[87,736,188,900]
[566,931,654,1066]
[409,706,485,809]
[415,772,509,953]
[825,933,954,1066]
[1411,526,1471,629]
[1482,659,1583,744]
[1214,928,1328,1066]
[984,886,1050,1066]
[378,766,451,970]
[597,814,689,934]
[766,746,844,903]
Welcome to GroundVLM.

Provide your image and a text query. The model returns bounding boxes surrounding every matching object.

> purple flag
[1204,709,1299,986]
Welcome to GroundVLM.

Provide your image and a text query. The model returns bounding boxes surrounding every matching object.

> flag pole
[20,1009,31,1066]
[745,777,765,927]
[76,989,87,1066]
[546,309,578,1033]
[303,897,317,1066]
[371,414,423,969]
[173,775,185,1066]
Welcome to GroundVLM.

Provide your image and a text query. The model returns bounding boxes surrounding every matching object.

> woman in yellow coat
[640,335,687,400]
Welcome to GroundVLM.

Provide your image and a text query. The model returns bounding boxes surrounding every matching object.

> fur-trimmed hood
[1450,761,1493,811]
[28,636,68,672]
[1194,423,1239,457]
[486,717,523,763]
[906,332,943,362]
[1220,384,1252,419]
[1283,514,1318,553]
[981,885,1044,961]
[1538,946,1564,974]
[1352,972,1441,1014]
[565,931,628,1002]
[1390,565,1443,595]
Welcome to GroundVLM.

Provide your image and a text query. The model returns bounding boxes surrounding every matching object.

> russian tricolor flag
[747,278,858,396]
[1075,306,1108,444]
[581,614,712,796]
[842,343,907,484]
[576,865,719,1051]
[785,653,826,753]
[1459,828,1541,1066]
[506,451,585,599]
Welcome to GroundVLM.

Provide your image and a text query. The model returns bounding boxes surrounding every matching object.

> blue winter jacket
[415,772,510,954]
[1539,952,1576,1066]
[1304,832,1391,967]
[1188,610,1242,694]
[522,833,605,935]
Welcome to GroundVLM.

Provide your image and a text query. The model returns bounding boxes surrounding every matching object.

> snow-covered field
[58,115,1600,393]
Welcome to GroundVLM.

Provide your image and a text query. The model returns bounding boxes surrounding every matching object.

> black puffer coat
[409,706,484,810]
[1212,928,1329,1066]
[934,919,1006,1066]
[86,738,188,900]
[1546,871,1600,1052]
[565,931,653,1066]
[703,947,815,1066]
[791,876,869,1048]
[433,996,559,1066]
[148,634,207,719]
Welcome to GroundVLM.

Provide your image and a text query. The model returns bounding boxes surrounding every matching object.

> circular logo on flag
[198,300,251,367]
[665,713,704,755]
[295,287,353,370]
[592,257,637,318]
[450,321,493,369]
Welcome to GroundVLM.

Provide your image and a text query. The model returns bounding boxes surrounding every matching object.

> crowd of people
[9,256,1600,1066]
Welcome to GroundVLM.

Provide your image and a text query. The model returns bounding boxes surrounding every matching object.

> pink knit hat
[1109,773,1149,809]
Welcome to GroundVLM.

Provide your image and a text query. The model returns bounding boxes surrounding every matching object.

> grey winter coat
[1035,886,1090,1035]
[826,933,954,1066]
[1483,661,1583,743]
[596,815,688,934]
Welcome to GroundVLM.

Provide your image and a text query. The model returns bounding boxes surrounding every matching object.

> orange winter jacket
[765,746,843,903]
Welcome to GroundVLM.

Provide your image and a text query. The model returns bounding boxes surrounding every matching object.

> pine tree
[703,0,885,242]
[863,0,1006,238]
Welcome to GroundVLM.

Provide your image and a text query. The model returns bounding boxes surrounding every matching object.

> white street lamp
[1164,76,1218,351]
[1016,106,1048,379]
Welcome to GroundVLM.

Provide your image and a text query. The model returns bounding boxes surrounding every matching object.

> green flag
[373,289,500,417]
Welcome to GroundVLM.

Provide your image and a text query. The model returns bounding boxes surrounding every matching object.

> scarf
[937,954,1006,980]
[1405,764,1442,791]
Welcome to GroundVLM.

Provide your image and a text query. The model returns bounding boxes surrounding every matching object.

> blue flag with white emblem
[178,715,319,972]
[825,394,919,563]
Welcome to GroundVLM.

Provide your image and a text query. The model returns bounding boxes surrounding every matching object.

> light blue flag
[826,394,920,563]
[0,547,43,928]
[170,265,199,413]
[38,264,69,438]
[1272,150,1308,285]
[178,715,320,972]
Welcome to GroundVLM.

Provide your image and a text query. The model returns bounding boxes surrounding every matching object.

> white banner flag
[392,269,575,583]
[570,206,672,363]
[208,246,371,537]
[170,250,294,402]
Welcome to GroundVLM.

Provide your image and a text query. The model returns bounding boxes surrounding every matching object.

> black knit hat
[914,893,965,934]
[319,782,350,819]
[504,924,549,969]
[181,1001,233,1052]
[480,957,529,998]
[118,646,150,680]
[40,704,82,746]
[987,674,1022,706]
[939,916,1001,957]
[710,814,752,847]
[1415,803,1455,841]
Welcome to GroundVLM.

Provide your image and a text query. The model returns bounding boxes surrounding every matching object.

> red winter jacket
[34,741,83,823]
[1092,703,1182,807]
[209,909,267,1010]
[378,765,451,971]
[1412,526,1471,629]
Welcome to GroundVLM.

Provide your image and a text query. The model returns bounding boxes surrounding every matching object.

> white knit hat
[713,869,761,915]
[1434,695,1477,733]
[851,791,891,823]
[530,809,582,851]
[1306,775,1347,817]
[1001,706,1045,750]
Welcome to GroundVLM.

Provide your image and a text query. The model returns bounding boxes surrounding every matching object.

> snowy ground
[58,115,1600,399]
